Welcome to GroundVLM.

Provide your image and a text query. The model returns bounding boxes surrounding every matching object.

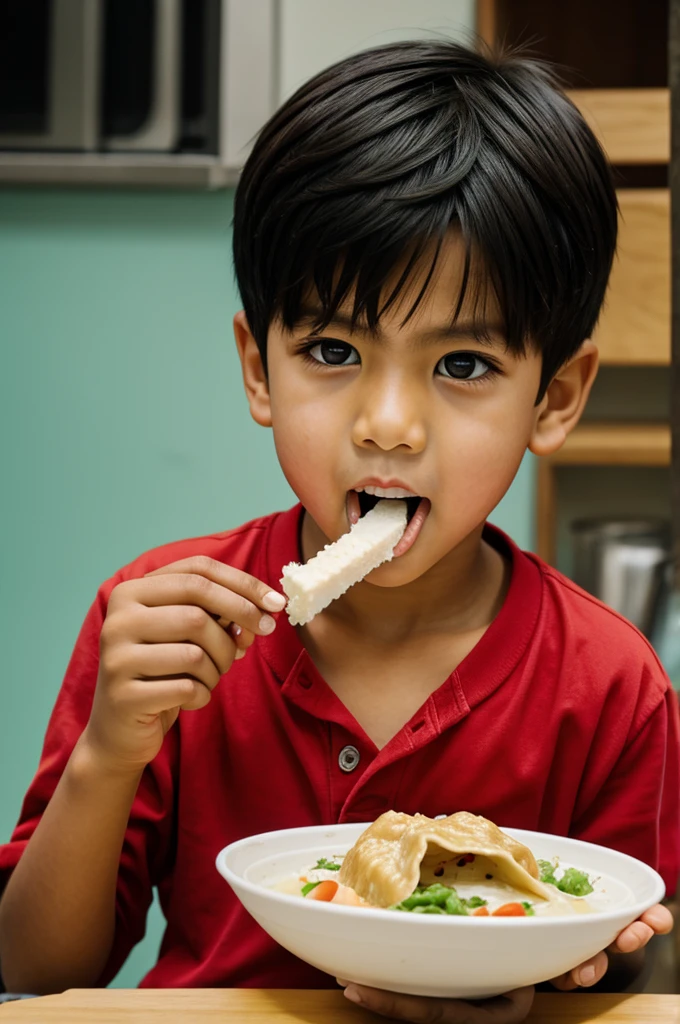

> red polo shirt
[1,504,679,989]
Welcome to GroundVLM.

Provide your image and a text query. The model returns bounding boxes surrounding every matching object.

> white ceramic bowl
[216,822,665,999]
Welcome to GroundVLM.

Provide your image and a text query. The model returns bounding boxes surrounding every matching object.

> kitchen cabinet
[478,0,671,562]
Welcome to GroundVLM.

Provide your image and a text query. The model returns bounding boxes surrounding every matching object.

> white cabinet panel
[279,0,477,101]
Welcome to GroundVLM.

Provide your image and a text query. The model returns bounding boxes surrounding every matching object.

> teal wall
[0,187,535,987]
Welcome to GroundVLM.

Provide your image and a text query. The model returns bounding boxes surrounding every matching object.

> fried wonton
[338,811,554,908]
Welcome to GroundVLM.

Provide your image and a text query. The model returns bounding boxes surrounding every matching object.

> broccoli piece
[389,884,490,917]
[401,884,451,909]
[313,857,341,872]
[462,896,488,909]
[444,893,469,916]
[538,859,558,886]
[390,883,471,914]
[557,868,594,897]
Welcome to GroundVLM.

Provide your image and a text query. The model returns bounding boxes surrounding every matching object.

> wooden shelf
[548,422,670,466]
[537,423,669,563]
[476,0,673,566]
[593,189,670,366]
[567,89,669,165]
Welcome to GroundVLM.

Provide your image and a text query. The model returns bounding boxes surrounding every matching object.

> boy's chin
[361,546,440,588]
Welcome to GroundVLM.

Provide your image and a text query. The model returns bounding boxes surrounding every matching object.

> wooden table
[0,990,679,1023]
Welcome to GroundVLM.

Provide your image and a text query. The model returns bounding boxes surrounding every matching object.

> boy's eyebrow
[295,305,505,348]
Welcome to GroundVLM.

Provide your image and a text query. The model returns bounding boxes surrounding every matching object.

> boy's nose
[351,377,427,453]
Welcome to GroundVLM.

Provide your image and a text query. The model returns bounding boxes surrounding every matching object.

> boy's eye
[308,339,360,366]
[436,352,491,381]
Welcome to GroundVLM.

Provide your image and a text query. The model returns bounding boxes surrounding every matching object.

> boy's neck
[299,512,510,644]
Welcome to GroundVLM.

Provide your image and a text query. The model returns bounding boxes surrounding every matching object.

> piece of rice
[280,499,408,626]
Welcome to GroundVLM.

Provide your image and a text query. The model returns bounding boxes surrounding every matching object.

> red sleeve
[570,682,680,899]
[0,580,177,985]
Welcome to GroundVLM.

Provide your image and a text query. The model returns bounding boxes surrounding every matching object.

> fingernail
[235,648,246,660]
[232,624,242,639]
[259,614,276,634]
[335,978,349,987]
[262,591,287,612]
[579,965,596,985]
[343,986,361,1005]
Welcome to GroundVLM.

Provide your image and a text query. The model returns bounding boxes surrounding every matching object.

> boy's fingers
[130,644,222,692]
[610,921,655,954]
[124,573,281,638]
[105,606,238,678]
[122,678,212,714]
[340,984,534,1023]
[549,971,579,992]
[144,556,287,613]
[551,951,608,990]
[227,622,254,646]
[640,904,674,934]
[228,624,255,656]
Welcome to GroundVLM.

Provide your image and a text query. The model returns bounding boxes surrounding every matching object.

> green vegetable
[301,881,321,896]
[399,884,451,910]
[538,860,558,886]
[521,901,535,916]
[444,893,469,916]
[557,868,594,897]
[389,884,486,916]
[538,859,593,896]
[313,858,341,872]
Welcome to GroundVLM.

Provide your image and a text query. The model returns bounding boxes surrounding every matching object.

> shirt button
[338,745,361,773]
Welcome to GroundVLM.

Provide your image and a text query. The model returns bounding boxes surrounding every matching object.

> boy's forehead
[297,232,502,340]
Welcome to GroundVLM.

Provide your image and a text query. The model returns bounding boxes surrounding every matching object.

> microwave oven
[0,0,274,165]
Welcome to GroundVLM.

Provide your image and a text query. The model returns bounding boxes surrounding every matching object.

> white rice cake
[281,499,408,626]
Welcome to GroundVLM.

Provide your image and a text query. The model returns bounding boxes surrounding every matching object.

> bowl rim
[216,822,666,928]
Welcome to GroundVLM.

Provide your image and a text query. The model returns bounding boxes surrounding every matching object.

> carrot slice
[492,902,527,917]
[472,906,490,916]
[331,884,367,907]
[305,880,339,901]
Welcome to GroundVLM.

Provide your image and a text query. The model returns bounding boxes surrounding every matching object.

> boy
[0,40,677,1024]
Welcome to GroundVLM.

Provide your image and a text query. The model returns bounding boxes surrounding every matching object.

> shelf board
[594,189,670,365]
[568,88,669,165]
[0,153,238,189]
[548,422,670,466]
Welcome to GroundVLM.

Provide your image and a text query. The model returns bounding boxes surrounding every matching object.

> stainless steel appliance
[0,0,222,154]
[570,519,671,637]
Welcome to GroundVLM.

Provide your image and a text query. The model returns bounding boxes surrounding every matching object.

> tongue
[347,490,362,525]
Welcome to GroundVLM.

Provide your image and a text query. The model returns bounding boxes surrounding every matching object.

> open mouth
[346,489,431,557]
[355,490,422,522]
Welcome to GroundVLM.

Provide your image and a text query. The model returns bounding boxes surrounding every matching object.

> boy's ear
[528,341,599,458]
[233,310,272,428]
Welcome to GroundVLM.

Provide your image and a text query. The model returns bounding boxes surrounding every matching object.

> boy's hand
[83,556,287,774]
[549,902,674,990]
[335,982,534,1022]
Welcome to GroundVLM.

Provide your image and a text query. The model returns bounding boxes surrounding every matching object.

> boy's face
[239,235,563,588]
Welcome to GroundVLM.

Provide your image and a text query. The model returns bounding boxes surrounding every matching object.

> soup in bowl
[216,812,665,999]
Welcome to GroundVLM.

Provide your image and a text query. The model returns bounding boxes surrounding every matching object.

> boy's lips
[345,489,431,558]
[392,497,431,557]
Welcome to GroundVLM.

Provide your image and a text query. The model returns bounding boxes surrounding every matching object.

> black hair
[232,40,618,399]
